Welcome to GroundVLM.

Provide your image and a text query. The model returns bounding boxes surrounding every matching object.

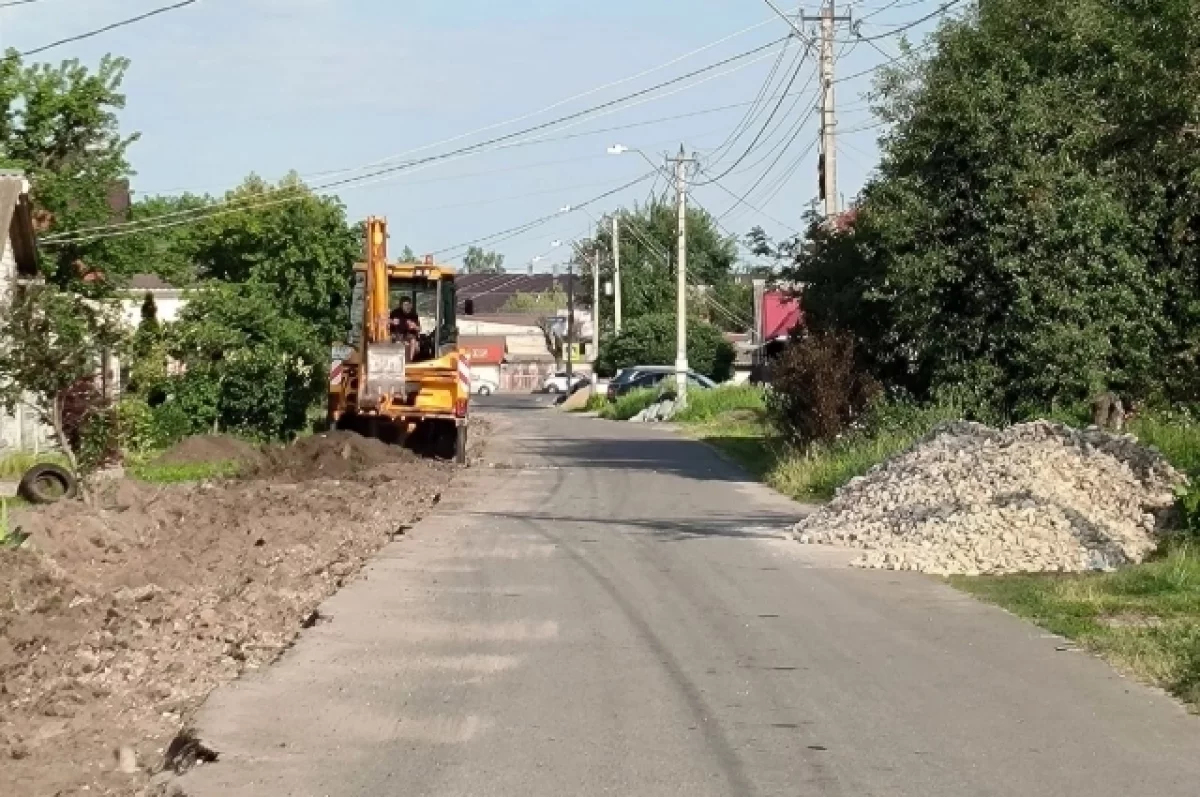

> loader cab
[386,269,457,363]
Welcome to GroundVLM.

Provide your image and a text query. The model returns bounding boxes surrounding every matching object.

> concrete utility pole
[612,214,622,334]
[591,247,600,385]
[565,261,575,386]
[667,145,697,403]
[801,0,852,219]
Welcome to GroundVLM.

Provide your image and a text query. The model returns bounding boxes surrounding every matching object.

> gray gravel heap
[792,421,1188,575]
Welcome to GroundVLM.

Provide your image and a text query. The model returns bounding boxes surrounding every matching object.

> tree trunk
[49,394,88,504]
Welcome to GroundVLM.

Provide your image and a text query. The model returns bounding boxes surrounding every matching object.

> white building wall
[0,236,56,453]
[120,291,186,328]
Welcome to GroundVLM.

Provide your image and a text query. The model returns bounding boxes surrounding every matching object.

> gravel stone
[793,421,1188,575]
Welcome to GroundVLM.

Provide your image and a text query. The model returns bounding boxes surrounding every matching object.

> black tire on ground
[455,424,468,465]
[18,463,79,504]
[546,385,559,394]
[478,385,492,396]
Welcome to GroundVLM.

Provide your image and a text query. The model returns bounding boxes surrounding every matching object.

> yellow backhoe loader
[327,217,470,462]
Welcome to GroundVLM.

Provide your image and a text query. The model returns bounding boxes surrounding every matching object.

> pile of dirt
[152,434,264,468]
[793,421,1187,575]
[0,426,485,796]
[252,430,417,482]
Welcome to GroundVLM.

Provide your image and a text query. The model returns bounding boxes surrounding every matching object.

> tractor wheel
[455,424,469,465]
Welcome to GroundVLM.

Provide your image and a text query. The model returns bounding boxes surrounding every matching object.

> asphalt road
[182,396,1200,796]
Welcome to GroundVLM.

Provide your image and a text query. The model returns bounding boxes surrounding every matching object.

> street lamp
[608,143,690,402]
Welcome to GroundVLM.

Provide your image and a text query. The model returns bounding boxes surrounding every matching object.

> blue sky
[0,0,951,271]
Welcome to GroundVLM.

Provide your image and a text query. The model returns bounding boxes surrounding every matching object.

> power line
[347,5,804,174]
[44,37,789,244]
[12,0,198,58]
[434,171,657,260]
[703,36,800,170]
[611,208,752,329]
[0,0,46,7]
[693,38,817,186]
[835,0,966,43]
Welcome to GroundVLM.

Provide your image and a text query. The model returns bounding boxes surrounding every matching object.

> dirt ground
[0,425,488,796]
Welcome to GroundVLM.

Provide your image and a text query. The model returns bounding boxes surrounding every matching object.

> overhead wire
[833,0,966,43]
[10,0,197,58]
[44,37,790,244]
[433,171,657,261]
[700,37,797,168]
[692,38,817,187]
[342,5,805,174]
[610,205,753,330]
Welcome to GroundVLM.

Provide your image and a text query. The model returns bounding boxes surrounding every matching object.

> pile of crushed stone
[792,421,1188,575]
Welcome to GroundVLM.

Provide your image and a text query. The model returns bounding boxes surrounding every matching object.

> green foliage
[671,384,764,423]
[462,246,505,274]
[579,203,746,333]
[0,284,124,471]
[594,313,735,382]
[1130,413,1200,479]
[500,288,566,314]
[399,245,420,263]
[188,174,359,347]
[129,458,243,484]
[0,51,139,290]
[163,284,323,440]
[1175,484,1200,540]
[775,0,1200,413]
[582,392,608,412]
[0,451,68,479]
[598,387,660,421]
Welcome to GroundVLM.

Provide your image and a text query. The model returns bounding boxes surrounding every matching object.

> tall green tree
[577,202,747,334]
[777,0,1200,411]
[166,284,323,440]
[0,52,139,290]
[0,285,124,474]
[188,173,359,347]
[462,246,505,274]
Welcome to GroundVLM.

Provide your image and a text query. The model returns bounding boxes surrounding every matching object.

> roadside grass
[0,451,70,479]
[672,384,765,423]
[1130,415,1200,477]
[598,388,659,421]
[581,393,608,413]
[680,396,960,501]
[128,459,244,484]
[953,545,1200,708]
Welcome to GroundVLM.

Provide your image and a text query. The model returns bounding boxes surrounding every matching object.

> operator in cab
[389,297,421,361]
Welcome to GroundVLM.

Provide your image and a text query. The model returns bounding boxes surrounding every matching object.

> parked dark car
[607,366,716,400]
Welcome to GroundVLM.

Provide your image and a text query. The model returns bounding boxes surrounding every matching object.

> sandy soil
[0,427,485,796]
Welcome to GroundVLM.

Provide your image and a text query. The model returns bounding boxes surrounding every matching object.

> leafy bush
[583,393,608,412]
[1175,483,1200,540]
[165,284,323,440]
[765,330,879,446]
[599,388,660,421]
[594,313,735,382]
